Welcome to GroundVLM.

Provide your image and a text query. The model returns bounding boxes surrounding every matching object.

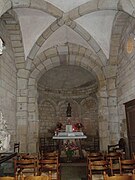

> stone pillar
[27,82,39,153]
[107,77,119,144]
[97,86,110,152]
[17,70,29,152]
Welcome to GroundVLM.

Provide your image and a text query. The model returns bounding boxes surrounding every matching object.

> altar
[53,131,87,159]
[53,131,87,140]
[53,103,87,160]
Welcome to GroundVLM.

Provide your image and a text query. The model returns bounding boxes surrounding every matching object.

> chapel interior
[1,0,135,180]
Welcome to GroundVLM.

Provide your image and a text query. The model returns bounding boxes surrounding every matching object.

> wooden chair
[104,173,132,180]
[106,152,122,175]
[41,151,58,160]
[39,157,60,180]
[87,152,105,178]
[19,153,39,160]
[132,174,135,180]
[24,175,51,180]
[14,142,20,153]
[88,160,109,180]
[0,177,17,180]
[87,152,104,161]
[108,138,126,153]
[132,153,135,160]
[14,159,38,177]
[119,159,135,175]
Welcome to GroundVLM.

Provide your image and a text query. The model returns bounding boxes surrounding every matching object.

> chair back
[106,152,122,160]
[0,177,16,180]
[132,174,135,180]
[108,138,126,153]
[132,153,135,160]
[88,152,104,161]
[104,174,132,180]
[42,151,58,160]
[106,152,122,175]
[39,157,60,180]
[88,160,109,180]
[24,176,50,180]
[90,160,109,170]
[14,142,20,153]
[120,159,135,175]
[19,153,39,160]
[14,158,38,176]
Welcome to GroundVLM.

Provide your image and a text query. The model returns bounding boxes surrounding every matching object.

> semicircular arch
[29,56,105,91]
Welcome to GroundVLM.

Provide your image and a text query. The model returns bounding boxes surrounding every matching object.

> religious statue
[0,111,10,152]
[66,103,72,117]
[0,37,5,55]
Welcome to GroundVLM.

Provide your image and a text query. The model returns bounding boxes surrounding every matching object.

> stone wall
[0,21,17,148]
[117,17,135,142]
[38,93,98,138]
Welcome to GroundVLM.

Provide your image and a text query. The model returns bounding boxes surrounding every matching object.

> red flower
[74,123,83,129]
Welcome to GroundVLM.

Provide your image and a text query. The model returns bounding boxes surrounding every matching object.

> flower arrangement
[63,140,78,161]
[73,122,84,131]
[56,122,63,130]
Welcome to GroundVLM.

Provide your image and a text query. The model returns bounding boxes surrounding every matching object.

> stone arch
[29,44,105,81]
[30,57,104,90]
[25,43,109,152]
[32,43,101,66]
[1,10,25,68]
[0,0,63,18]
[68,0,135,20]
[39,97,57,108]
[109,11,130,65]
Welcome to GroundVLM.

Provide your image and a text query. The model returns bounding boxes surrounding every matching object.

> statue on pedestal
[66,103,72,117]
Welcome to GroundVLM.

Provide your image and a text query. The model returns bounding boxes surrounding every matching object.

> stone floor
[60,166,87,180]
[60,165,104,180]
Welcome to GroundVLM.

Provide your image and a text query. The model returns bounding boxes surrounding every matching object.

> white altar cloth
[53,132,87,139]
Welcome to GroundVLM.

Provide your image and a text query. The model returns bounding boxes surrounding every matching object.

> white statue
[0,111,10,152]
[0,38,5,55]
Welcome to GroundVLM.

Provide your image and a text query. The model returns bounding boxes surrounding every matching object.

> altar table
[53,132,87,158]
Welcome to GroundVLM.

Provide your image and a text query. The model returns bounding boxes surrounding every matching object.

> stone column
[27,81,39,153]
[97,86,110,152]
[107,77,120,144]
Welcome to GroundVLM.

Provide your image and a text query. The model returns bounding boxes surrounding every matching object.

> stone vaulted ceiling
[14,7,116,60]
[2,0,133,92]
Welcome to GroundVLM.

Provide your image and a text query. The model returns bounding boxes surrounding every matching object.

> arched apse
[24,43,110,152]
[1,0,135,152]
